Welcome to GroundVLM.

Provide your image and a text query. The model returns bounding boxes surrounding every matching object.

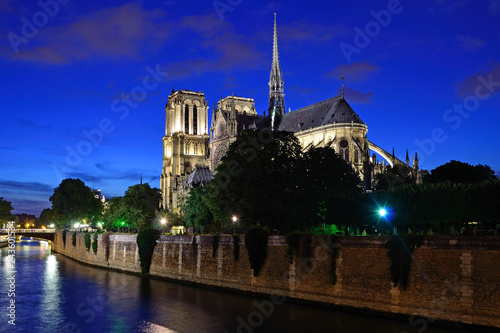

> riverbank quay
[51,232,500,330]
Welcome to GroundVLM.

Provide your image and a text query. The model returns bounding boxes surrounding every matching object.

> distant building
[161,11,420,209]
[91,189,108,208]
[13,213,36,228]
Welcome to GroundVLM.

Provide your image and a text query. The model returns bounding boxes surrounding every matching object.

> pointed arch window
[193,105,198,135]
[339,139,349,162]
[184,105,190,134]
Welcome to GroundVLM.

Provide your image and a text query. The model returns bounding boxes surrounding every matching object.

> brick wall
[51,232,500,329]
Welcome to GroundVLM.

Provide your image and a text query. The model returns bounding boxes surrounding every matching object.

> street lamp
[379,208,387,217]
[161,218,166,234]
[232,216,238,234]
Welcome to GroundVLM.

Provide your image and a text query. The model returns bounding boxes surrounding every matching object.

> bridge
[0,229,55,242]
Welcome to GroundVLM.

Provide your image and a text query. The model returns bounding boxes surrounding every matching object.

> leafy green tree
[50,178,103,229]
[0,197,13,224]
[102,196,128,230]
[122,183,162,230]
[183,186,213,231]
[298,147,364,228]
[205,130,303,234]
[423,160,498,184]
[38,208,54,227]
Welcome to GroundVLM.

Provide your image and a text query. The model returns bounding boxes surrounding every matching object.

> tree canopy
[50,178,103,229]
[201,130,363,234]
[373,165,416,191]
[103,183,162,231]
[423,160,498,184]
[0,197,13,223]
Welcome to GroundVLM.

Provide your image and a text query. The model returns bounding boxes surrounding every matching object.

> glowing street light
[232,216,238,234]
[161,218,166,234]
[379,208,387,217]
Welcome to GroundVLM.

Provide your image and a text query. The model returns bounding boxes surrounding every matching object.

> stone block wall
[51,232,500,329]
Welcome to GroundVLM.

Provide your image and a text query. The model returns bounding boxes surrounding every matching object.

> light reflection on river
[0,240,495,333]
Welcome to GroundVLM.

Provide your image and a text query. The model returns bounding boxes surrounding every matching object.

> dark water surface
[0,240,494,333]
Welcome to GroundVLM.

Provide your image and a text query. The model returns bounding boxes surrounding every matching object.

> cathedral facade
[161,12,419,210]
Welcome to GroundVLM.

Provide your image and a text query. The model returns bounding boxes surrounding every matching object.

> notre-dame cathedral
[160,12,420,210]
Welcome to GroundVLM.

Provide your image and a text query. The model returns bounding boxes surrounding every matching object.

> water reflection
[0,241,496,333]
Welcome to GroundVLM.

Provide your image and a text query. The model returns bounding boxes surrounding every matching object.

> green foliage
[233,235,240,261]
[136,228,160,275]
[183,187,213,230]
[424,160,498,184]
[84,232,91,251]
[103,184,162,231]
[204,131,363,234]
[92,232,98,255]
[311,224,341,235]
[50,178,103,229]
[373,166,416,191]
[38,208,54,227]
[72,232,76,247]
[386,235,425,290]
[245,227,269,277]
[285,231,302,264]
[212,234,220,258]
[0,197,13,223]
[62,230,67,247]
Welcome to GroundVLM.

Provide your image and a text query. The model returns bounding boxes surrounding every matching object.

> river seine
[0,240,495,333]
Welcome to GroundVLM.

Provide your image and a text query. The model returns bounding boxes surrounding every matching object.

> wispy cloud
[456,35,484,52]
[327,62,380,83]
[458,63,500,98]
[5,3,170,64]
[13,117,52,130]
[0,179,53,193]
[337,87,374,104]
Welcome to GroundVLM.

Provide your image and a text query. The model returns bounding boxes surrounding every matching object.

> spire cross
[340,75,345,98]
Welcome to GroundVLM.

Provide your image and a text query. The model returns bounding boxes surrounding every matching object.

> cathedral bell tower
[161,89,210,210]
[269,11,285,127]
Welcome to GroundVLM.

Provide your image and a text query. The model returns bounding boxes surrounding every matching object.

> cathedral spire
[268,10,285,117]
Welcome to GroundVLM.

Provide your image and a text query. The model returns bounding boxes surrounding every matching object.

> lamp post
[161,218,166,235]
[232,216,237,234]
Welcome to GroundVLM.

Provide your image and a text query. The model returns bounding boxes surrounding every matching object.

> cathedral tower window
[193,105,198,135]
[340,139,349,162]
[185,104,189,133]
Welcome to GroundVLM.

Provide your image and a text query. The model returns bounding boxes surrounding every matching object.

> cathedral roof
[278,95,365,132]
[184,165,213,187]
[236,114,271,131]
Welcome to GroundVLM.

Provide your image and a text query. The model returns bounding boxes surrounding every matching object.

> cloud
[0,179,53,193]
[13,117,52,130]
[456,35,484,52]
[326,62,380,83]
[11,198,50,216]
[337,87,374,104]
[289,84,315,96]
[5,3,170,64]
[458,63,500,98]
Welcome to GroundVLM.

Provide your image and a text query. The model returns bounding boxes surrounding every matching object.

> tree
[373,165,416,191]
[38,208,54,227]
[205,130,303,234]
[298,147,364,228]
[182,186,213,231]
[121,183,162,230]
[50,178,103,229]
[0,197,13,224]
[102,196,128,230]
[424,160,499,184]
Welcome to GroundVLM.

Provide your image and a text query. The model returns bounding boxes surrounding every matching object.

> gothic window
[216,122,225,138]
[354,149,359,164]
[185,104,189,134]
[193,105,198,135]
[339,139,349,162]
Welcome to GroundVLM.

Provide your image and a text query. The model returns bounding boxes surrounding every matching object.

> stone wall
[51,232,500,329]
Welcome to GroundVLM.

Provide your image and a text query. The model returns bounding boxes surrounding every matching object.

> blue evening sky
[1,0,499,215]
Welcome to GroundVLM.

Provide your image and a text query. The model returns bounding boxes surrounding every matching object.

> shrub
[233,235,240,261]
[386,234,425,290]
[136,228,160,275]
[92,232,98,255]
[62,230,67,247]
[72,232,76,247]
[245,227,269,277]
[212,234,220,258]
[84,232,91,251]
